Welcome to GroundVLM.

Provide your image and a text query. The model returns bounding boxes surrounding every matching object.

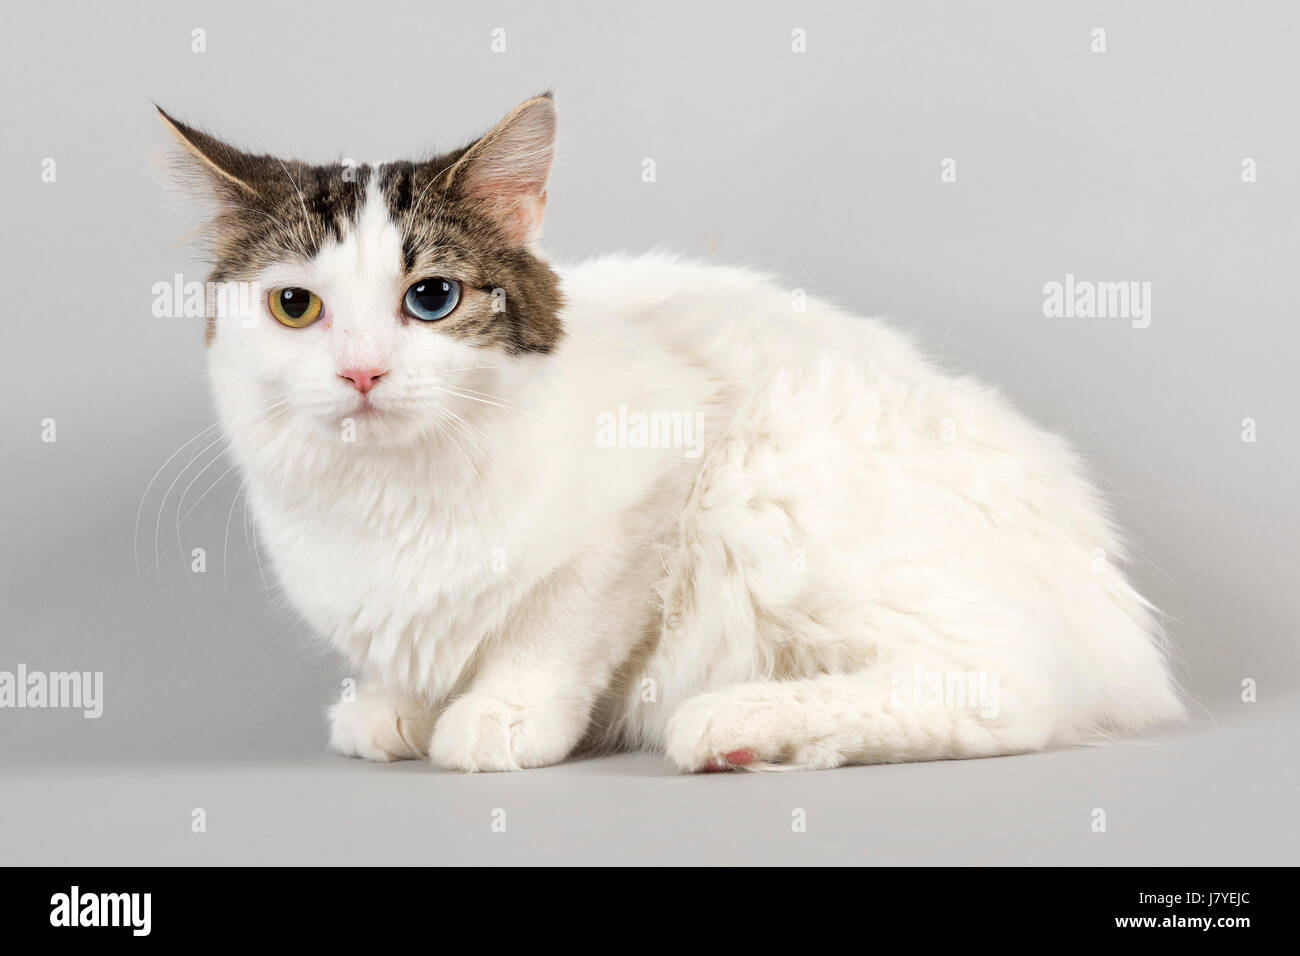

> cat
[159,93,1185,772]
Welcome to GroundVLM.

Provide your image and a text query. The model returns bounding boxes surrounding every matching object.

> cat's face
[162,96,562,447]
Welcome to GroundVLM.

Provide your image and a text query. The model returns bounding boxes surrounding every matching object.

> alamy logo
[596,404,704,459]
[1042,273,1152,328]
[0,664,103,718]
[890,666,1000,718]
[152,274,260,325]
[50,886,151,936]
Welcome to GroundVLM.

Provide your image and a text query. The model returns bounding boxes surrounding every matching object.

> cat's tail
[663,666,1058,772]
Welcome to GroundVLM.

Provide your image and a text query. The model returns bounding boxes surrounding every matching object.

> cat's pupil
[279,288,310,319]
[412,281,451,311]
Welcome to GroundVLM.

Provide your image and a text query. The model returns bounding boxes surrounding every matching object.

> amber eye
[268,288,323,328]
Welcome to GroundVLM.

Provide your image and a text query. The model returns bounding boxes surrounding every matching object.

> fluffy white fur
[198,113,1184,773]
[208,206,1185,772]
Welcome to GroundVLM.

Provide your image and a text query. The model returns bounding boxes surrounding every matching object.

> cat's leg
[328,677,437,762]
[427,561,640,773]
[426,662,593,772]
[664,663,1052,772]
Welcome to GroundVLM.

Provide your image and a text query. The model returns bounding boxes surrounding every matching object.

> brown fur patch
[378,158,564,354]
[160,102,564,352]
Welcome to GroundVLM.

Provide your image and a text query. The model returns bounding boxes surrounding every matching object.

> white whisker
[222,483,245,596]
[174,440,231,591]
[133,421,222,579]
[423,384,533,415]
[153,431,227,586]
[180,403,294,524]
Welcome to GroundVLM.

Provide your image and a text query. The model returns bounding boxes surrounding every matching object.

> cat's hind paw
[665,686,832,773]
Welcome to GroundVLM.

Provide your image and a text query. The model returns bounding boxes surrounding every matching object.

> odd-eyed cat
[160,94,1184,772]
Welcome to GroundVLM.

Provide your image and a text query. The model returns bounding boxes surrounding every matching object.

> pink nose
[338,367,387,394]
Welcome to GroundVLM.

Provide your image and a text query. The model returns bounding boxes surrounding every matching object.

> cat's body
[167,95,1184,772]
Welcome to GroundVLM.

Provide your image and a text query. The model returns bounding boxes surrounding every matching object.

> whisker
[153,431,228,586]
[245,490,271,596]
[133,421,222,579]
[438,403,522,476]
[174,440,232,591]
[428,414,479,481]
[168,401,294,588]
[438,410,505,482]
[222,483,245,596]
[179,403,294,524]
[181,459,239,525]
[423,384,534,415]
[431,382,529,407]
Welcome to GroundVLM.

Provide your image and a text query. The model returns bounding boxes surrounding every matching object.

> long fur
[170,100,1186,773]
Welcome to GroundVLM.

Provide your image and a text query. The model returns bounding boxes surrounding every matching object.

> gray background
[1,0,1296,864]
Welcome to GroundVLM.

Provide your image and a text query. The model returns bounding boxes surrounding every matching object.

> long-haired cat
[159,94,1184,772]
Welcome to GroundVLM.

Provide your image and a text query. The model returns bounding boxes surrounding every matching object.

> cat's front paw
[328,688,432,762]
[428,694,576,772]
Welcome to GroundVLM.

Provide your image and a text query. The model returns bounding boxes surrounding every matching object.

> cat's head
[160,95,562,447]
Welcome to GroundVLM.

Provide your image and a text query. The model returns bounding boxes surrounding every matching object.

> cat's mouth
[346,398,384,419]
[319,396,409,444]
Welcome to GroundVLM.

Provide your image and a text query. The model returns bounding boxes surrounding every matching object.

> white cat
[160,94,1185,772]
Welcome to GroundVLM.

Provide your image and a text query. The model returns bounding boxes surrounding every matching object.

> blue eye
[403,278,461,322]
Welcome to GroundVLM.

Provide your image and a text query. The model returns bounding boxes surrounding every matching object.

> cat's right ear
[156,106,276,203]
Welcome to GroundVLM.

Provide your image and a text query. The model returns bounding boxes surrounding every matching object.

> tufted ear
[156,106,282,204]
[438,94,557,246]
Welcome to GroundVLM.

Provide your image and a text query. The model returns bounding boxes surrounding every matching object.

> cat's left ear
[439,94,557,246]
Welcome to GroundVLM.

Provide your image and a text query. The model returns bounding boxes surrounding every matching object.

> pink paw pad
[698,748,758,773]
